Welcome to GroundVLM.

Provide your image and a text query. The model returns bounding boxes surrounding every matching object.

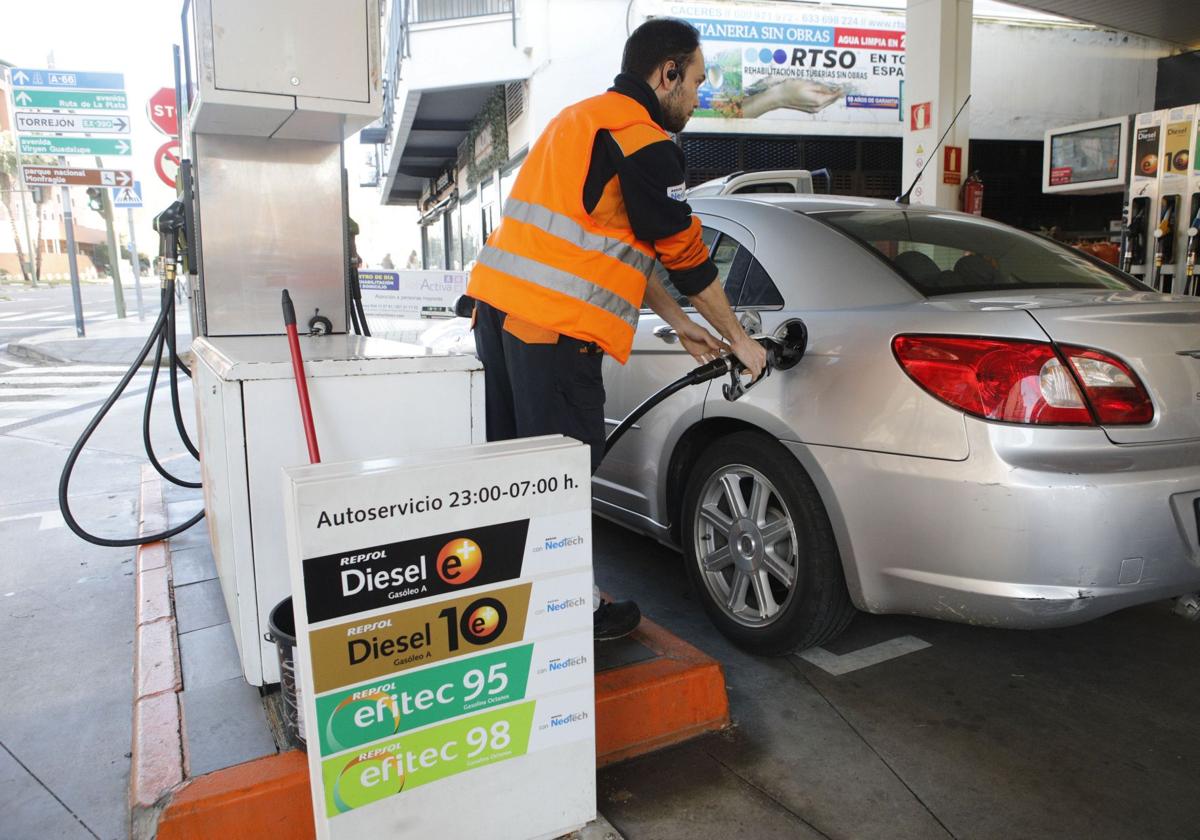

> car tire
[681,431,854,655]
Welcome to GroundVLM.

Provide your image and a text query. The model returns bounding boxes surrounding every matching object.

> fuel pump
[1184,193,1200,296]
[1124,198,1150,276]
[1153,194,1180,291]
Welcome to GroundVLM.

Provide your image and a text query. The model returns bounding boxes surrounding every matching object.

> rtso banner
[666,1,906,125]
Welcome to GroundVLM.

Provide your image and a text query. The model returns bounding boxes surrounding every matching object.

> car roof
[690,194,920,215]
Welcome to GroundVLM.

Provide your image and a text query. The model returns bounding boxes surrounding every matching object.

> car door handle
[653,325,678,344]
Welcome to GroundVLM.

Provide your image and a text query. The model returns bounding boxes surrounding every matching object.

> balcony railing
[412,0,513,23]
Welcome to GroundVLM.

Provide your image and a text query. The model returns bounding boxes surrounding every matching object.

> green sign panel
[320,701,536,817]
[314,644,534,756]
[11,89,128,111]
[19,136,131,157]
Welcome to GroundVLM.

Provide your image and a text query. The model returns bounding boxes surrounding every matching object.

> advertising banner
[663,0,905,125]
[1163,120,1192,175]
[359,270,466,319]
[283,437,596,840]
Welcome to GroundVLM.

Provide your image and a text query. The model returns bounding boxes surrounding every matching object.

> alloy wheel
[692,463,800,628]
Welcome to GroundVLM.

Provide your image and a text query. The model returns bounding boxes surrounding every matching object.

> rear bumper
[788,422,1200,629]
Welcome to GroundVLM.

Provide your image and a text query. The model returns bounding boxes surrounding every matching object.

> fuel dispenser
[1154,105,1197,293]
[1127,110,1166,284]
[173,0,487,685]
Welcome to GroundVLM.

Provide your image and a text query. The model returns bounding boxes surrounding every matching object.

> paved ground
[4,281,1199,840]
[594,522,1200,840]
[0,282,200,840]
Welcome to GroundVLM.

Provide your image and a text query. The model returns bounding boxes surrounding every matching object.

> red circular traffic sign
[155,140,182,189]
[147,87,179,137]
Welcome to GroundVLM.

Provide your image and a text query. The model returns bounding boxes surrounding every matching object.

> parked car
[594,195,1200,654]
[687,169,819,198]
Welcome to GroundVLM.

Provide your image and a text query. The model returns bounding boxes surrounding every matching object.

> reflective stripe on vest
[476,245,639,329]
[503,197,657,278]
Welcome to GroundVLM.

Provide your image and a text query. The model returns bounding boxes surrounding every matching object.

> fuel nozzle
[153,201,187,280]
[723,321,808,402]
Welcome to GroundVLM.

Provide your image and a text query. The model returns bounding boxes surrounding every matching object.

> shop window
[460,190,482,267]
[447,205,462,270]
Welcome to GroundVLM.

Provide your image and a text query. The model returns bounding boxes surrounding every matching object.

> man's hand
[730,333,768,381]
[677,320,728,364]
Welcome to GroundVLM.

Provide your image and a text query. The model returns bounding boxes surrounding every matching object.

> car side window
[648,226,780,310]
[731,182,796,194]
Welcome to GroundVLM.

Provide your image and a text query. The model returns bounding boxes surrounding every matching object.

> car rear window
[815,209,1146,296]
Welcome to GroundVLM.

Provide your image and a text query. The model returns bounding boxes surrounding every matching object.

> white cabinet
[193,335,484,684]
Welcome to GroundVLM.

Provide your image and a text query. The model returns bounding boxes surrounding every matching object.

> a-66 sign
[147,87,178,137]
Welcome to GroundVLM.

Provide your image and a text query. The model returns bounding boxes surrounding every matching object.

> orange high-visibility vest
[467,91,668,363]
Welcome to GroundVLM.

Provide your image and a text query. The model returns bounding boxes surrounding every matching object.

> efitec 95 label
[314,645,534,755]
[303,520,530,622]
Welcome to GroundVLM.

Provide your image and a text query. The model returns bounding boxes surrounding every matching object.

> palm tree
[0,133,33,284]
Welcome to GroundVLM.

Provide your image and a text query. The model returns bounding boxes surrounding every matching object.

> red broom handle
[282,290,321,464]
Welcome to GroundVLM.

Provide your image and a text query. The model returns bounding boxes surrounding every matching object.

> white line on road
[0,510,64,530]
[798,635,931,676]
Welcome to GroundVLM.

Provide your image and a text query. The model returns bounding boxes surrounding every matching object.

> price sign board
[283,436,596,840]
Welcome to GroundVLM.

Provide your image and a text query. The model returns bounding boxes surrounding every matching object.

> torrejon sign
[15,112,129,134]
[21,166,133,187]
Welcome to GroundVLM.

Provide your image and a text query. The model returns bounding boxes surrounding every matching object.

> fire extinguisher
[961,171,984,216]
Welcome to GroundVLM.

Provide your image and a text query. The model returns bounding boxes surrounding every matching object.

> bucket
[265,597,307,751]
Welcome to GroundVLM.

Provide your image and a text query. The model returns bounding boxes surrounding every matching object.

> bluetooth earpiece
[666,66,678,82]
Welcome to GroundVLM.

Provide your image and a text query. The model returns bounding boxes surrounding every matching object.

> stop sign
[147,87,178,137]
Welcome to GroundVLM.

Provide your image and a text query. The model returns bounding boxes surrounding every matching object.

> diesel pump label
[313,632,592,756]
[320,687,594,818]
[303,519,530,622]
[307,572,593,693]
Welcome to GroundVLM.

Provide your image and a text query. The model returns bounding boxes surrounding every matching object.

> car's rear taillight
[893,335,1154,426]
[1059,345,1154,425]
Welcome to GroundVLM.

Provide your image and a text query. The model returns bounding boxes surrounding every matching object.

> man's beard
[662,83,692,133]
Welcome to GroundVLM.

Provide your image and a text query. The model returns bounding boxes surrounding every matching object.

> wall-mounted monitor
[1042,117,1129,194]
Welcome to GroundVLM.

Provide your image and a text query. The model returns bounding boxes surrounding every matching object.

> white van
[686,169,822,198]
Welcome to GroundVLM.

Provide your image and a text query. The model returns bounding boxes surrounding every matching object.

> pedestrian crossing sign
[111,181,142,209]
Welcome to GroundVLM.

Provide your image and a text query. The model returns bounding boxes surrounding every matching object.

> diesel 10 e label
[308,583,533,694]
[303,519,529,622]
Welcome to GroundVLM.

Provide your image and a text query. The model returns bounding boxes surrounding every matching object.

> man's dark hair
[621,18,701,80]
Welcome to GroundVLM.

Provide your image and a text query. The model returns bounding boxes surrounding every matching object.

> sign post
[114,182,145,319]
[282,437,597,840]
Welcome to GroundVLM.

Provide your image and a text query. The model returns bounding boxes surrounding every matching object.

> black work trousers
[473,301,607,473]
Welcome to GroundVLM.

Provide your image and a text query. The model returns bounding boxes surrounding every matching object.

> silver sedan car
[595,195,1200,654]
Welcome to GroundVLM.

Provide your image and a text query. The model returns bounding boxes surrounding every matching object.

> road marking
[798,635,931,676]
[0,510,64,530]
[8,365,133,374]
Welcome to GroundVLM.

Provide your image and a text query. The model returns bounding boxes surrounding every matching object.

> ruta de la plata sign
[12,89,128,111]
[283,436,597,839]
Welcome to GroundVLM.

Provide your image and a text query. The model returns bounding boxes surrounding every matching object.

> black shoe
[593,599,641,641]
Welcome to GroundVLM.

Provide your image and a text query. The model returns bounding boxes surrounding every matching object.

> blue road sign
[111,181,143,209]
[9,68,125,91]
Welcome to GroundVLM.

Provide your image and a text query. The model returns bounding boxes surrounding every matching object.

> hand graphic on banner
[742,80,845,119]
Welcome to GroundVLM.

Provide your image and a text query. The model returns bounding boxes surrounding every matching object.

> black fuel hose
[59,206,205,547]
[604,356,732,455]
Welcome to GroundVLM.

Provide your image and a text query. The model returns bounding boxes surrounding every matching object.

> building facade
[371,0,1179,269]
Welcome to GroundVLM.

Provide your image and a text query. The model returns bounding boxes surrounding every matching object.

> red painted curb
[130,467,187,834]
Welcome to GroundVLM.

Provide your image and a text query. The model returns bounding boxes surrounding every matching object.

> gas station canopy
[1009,0,1200,48]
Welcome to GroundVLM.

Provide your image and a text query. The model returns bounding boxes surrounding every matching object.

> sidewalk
[8,312,460,366]
[8,313,189,366]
